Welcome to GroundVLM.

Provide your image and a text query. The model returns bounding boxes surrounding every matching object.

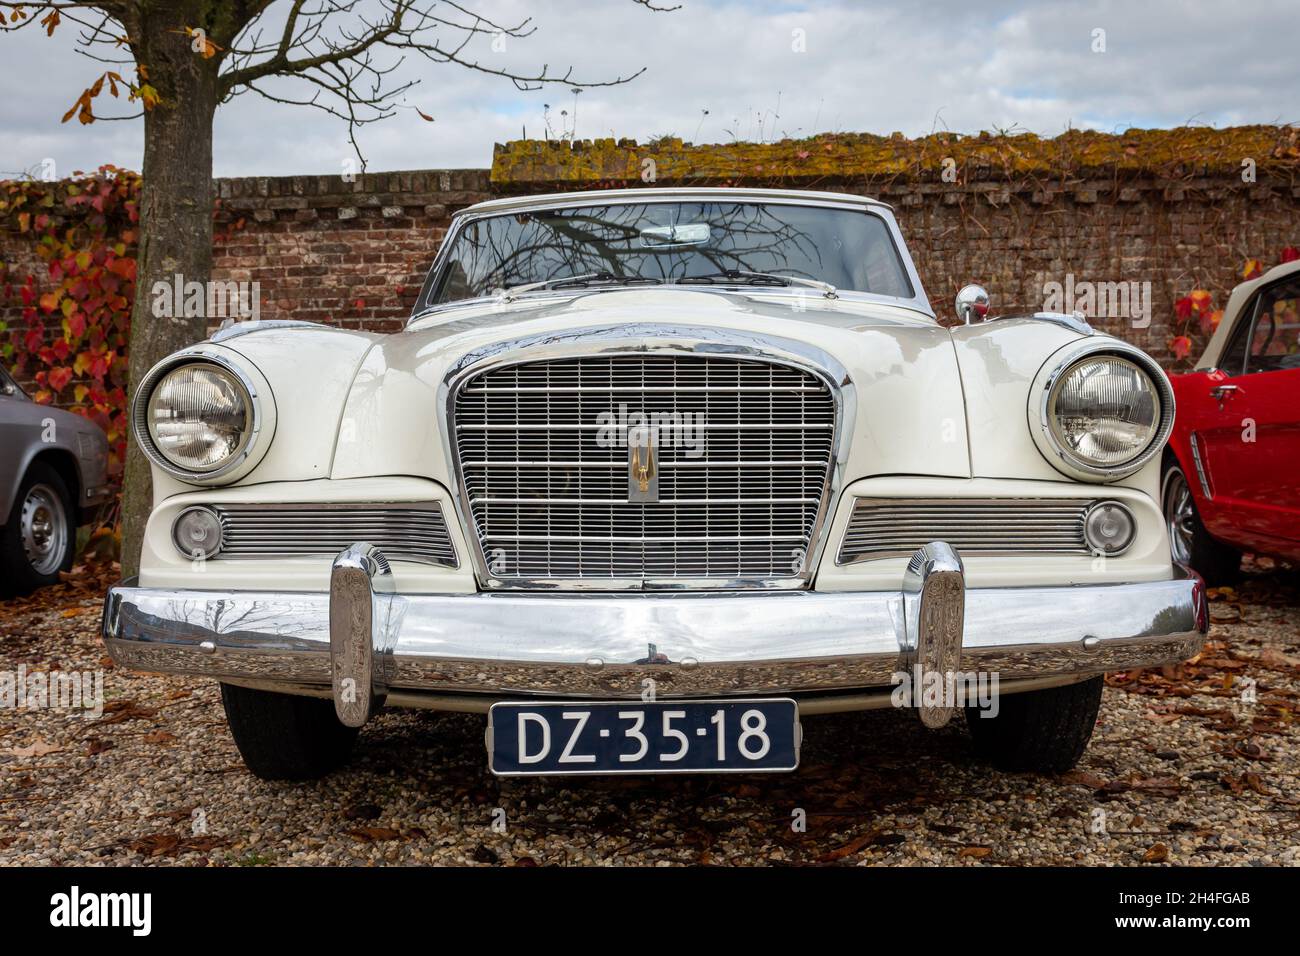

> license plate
[488,698,800,776]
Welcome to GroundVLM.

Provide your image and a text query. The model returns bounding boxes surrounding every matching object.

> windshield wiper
[500,271,663,302]
[677,270,838,299]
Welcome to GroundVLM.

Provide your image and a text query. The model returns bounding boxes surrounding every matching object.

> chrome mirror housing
[956,284,990,325]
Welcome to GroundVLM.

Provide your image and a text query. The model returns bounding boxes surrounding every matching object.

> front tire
[964,676,1103,773]
[220,683,359,780]
[0,462,75,598]
[1161,461,1240,584]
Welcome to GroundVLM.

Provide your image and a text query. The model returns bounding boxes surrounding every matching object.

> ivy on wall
[0,166,139,481]
[1170,247,1300,363]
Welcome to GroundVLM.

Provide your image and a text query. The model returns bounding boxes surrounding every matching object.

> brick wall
[878,175,1298,358]
[491,128,1300,361]
[6,127,1300,380]
[213,168,492,332]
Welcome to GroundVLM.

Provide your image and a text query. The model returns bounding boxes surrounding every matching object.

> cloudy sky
[0,0,1295,179]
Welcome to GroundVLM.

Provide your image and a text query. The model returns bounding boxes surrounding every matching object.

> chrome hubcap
[20,483,67,576]
[1162,470,1195,566]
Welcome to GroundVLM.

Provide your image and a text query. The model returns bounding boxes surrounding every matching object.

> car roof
[455,187,893,219]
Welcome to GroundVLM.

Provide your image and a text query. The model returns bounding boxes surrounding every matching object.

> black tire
[964,676,1103,773]
[220,683,359,780]
[0,461,76,598]
[1161,460,1240,584]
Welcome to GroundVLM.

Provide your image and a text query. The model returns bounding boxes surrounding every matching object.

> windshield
[424,201,914,305]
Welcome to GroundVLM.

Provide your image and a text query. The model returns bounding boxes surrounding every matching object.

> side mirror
[955,284,990,325]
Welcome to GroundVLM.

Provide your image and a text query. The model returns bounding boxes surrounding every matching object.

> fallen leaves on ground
[347,826,403,843]
[0,555,120,625]
[1142,843,1170,863]
[2,738,63,758]
[122,832,227,858]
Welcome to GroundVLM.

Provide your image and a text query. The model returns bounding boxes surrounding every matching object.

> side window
[1218,302,1253,377]
[1245,276,1300,375]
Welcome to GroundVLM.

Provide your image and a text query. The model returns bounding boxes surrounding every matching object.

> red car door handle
[1210,384,1243,401]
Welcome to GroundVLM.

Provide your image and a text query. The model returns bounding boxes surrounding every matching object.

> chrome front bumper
[102,542,1208,722]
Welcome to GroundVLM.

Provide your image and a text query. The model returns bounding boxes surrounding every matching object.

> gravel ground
[2,561,1298,867]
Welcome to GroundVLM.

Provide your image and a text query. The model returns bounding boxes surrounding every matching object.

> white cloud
[0,0,1295,178]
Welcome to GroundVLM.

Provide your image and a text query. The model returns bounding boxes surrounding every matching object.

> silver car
[0,367,112,596]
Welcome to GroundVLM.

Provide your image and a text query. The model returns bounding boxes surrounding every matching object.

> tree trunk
[120,4,221,577]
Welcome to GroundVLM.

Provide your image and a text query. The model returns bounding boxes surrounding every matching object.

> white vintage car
[103,188,1206,780]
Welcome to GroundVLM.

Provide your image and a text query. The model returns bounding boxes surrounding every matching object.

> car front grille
[211,503,457,567]
[454,354,837,587]
[837,498,1093,563]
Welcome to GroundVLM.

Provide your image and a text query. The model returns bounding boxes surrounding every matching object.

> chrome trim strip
[996,311,1095,335]
[837,497,1094,564]
[208,501,458,568]
[210,319,329,343]
[103,564,1207,700]
[1189,432,1213,500]
[438,326,855,591]
[454,187,896,220]
[219,675,1094,715]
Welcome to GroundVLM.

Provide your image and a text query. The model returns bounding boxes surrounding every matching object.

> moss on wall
[491,126,1300,189]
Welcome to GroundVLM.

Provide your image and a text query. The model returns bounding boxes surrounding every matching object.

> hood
[218,287,1098,491]
[330,287,971,485]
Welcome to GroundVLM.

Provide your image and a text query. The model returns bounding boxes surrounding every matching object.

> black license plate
[488,698,800,776]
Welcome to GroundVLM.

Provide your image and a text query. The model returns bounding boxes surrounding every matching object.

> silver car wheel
[21,483,68,576]
[1161,467,1195,567]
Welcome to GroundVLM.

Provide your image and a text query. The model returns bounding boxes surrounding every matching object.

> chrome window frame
[437,324,854,592]
[408,190,934,325]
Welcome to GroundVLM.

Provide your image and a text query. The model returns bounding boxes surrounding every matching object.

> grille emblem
[628,426,658,503]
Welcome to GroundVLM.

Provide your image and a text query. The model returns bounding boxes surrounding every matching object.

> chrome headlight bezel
[132,349,273,484]
[1029,339,1175,482]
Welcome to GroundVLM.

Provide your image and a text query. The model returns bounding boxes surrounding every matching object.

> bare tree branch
[4,0,674,165]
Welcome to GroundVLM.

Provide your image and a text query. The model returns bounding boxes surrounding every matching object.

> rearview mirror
[956,285,990,325]
[639,223,710,248]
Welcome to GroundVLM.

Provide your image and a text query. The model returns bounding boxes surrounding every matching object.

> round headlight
[1049,355,1160,466]
[1032,342,1175,481]
[146,362,252,474]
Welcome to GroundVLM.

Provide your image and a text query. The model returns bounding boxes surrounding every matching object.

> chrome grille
[838,498,1092,563]
[212,503,456,567]
[454,354,836,586]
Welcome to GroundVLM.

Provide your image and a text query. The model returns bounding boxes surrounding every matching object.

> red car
[1164,260,1300,582]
